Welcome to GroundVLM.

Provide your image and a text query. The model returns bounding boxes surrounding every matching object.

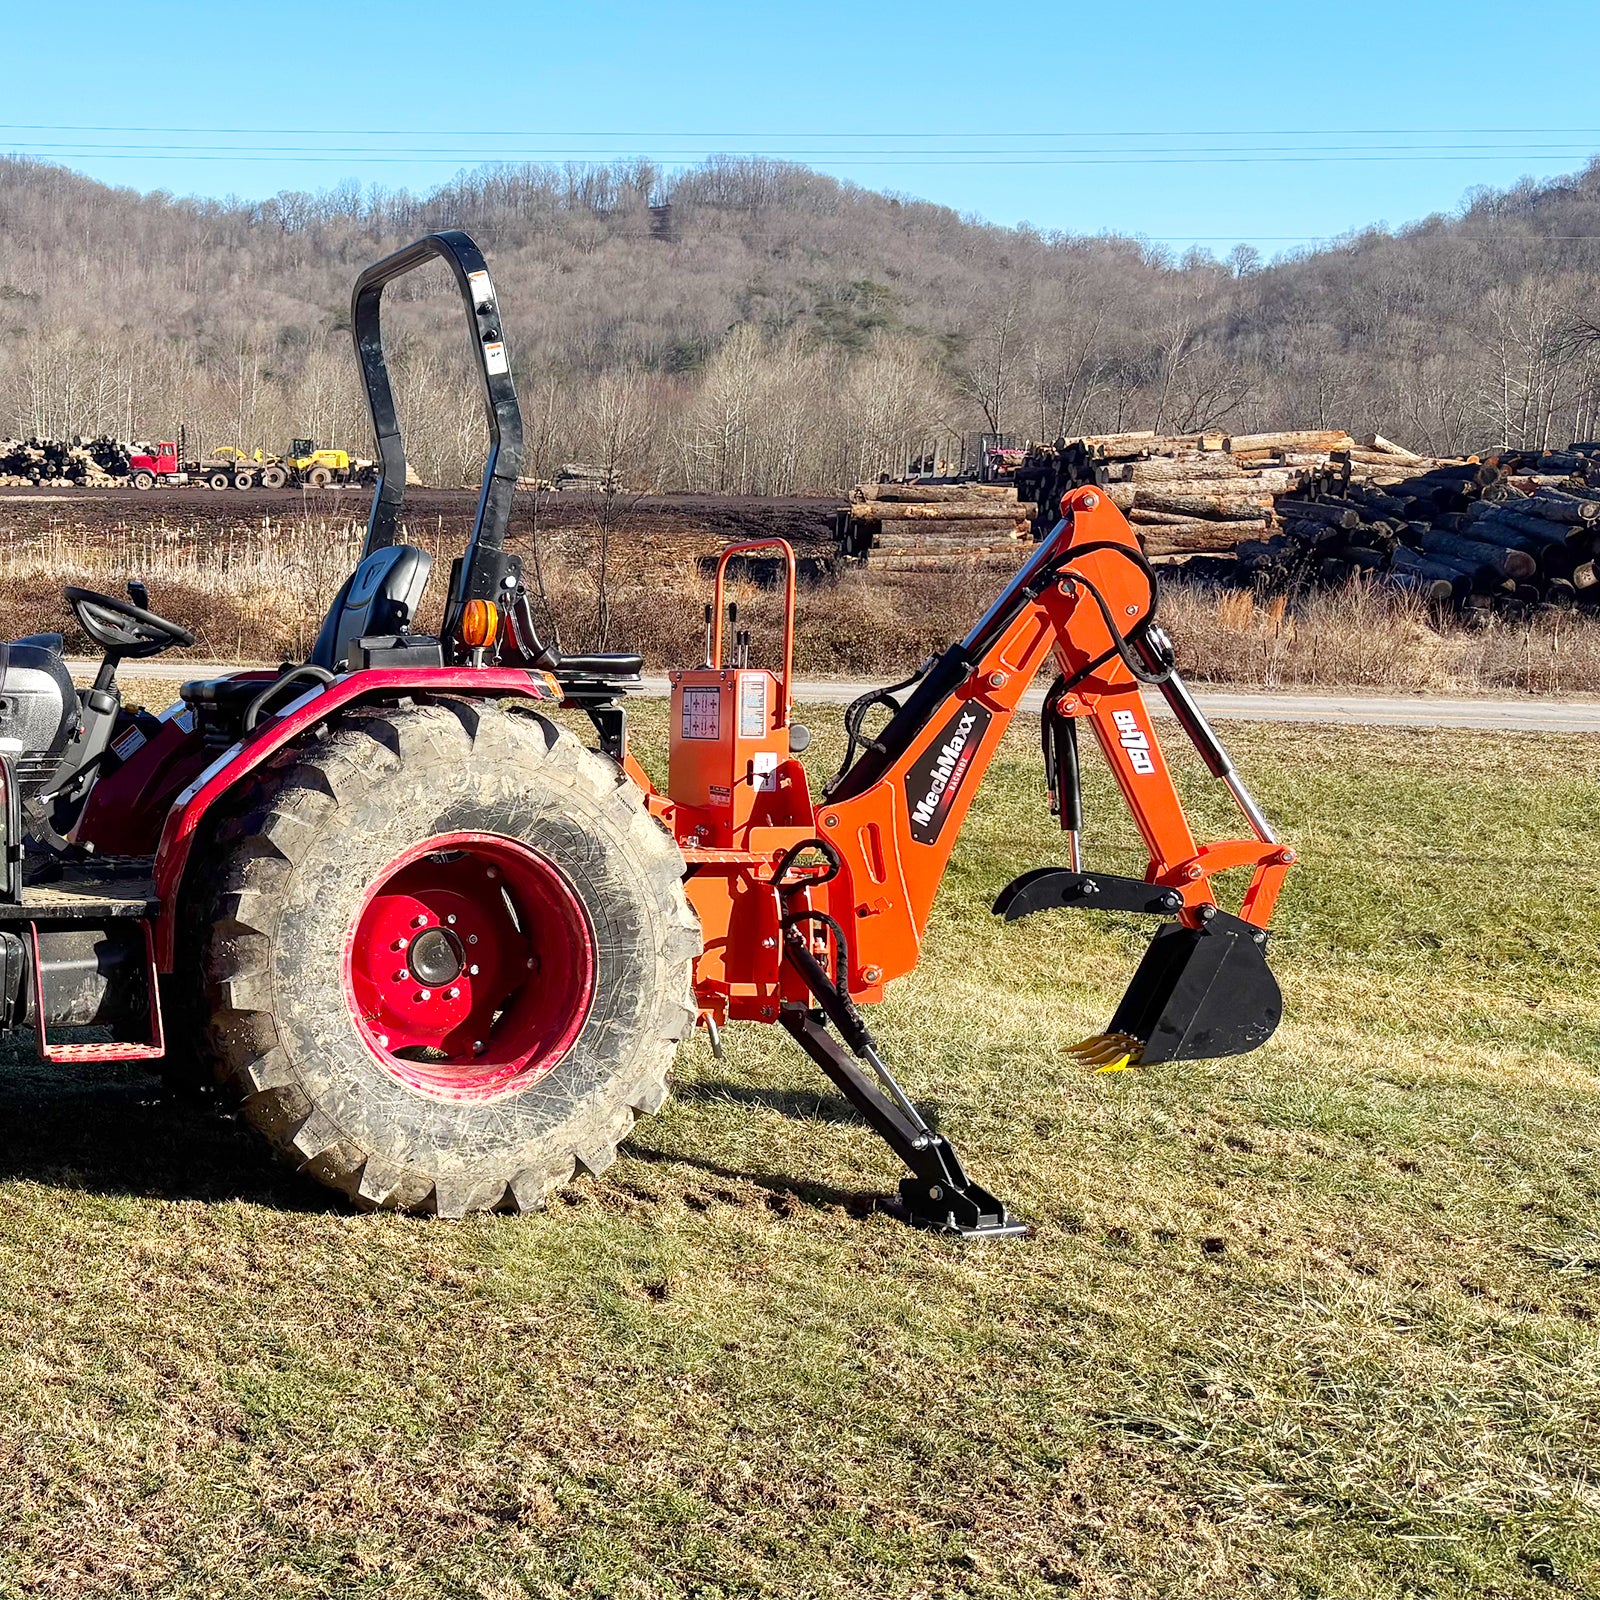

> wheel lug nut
[468,934,478,945]
[416,989,430,1002]
[376,1034,388,1048]
[412,914,428,927]
[486,868,498,879]
[473,1040,485,1052]
[469,964,479,976]
[394,937,408,951]
[447,914,457,925]
[447,986,460,999]
[393,969,407,981]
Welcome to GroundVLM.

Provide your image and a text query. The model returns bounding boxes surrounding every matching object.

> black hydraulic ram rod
[1135,626,1277,845]
[1042,678,1084,871]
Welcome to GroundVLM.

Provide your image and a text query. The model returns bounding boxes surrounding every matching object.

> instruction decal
[680,687,721,740]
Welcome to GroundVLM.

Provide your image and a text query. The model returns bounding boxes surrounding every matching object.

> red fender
[151,668,559,969]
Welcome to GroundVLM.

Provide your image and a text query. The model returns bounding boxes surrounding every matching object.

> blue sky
[8,0,1600,255]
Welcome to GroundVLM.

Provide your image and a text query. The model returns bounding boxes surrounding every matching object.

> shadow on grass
[671,1077,858,1125]
[0,1047,336,1211]
[625,1142,884,1218]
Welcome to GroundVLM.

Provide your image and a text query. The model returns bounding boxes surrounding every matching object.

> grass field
[0,695,1597,1598]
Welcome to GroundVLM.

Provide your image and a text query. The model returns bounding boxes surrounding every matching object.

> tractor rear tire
[199,699,699,1216]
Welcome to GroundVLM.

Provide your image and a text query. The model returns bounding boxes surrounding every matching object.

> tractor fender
[151,667,561,969]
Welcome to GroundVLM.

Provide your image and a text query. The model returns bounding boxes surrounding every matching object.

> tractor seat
[310,544,432,673]
[548,651,645,678]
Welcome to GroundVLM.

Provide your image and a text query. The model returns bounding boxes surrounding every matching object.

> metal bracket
[994,867,1185,921]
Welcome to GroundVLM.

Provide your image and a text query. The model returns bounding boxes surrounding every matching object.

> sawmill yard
[0,694,1594,1599]
[3,486,1600,695]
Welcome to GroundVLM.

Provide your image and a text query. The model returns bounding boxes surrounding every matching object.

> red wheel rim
[343,831,596,1101]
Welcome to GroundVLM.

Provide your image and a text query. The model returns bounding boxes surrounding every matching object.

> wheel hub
[343,832,596,1101]
[407,926,464,986]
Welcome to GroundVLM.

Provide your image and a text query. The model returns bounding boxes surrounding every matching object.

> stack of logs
[1239,445,1600,617]
[1012,429,1409,557]
[0,435,129,487]
[837,482,1035,568]
[552,462,621,491]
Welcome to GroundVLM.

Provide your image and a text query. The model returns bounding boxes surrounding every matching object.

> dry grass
[0,700,1595,1597]
[1161,581,1600,697]
[3,515,1600,695]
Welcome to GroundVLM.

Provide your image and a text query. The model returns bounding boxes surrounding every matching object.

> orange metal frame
[632,488,1294,1028]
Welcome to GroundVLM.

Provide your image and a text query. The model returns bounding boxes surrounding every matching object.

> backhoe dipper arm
[813,486,1292,1069]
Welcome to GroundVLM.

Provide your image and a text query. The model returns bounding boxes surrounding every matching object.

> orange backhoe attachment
[628,491,1293,1238]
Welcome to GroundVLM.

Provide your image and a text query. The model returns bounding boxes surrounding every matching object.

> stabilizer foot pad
[897,1176,1029,1241]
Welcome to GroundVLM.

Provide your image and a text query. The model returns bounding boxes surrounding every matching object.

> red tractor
[0,233,1291,1233]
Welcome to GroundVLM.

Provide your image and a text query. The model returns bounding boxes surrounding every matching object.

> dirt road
[82,660,1600,732]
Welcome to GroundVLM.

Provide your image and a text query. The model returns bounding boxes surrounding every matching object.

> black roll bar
[350,229,524,634]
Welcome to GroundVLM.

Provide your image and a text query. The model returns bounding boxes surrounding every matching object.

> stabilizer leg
[778,1009,1027,1240]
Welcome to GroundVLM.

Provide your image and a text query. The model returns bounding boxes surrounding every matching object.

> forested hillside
[2,153,1598,490]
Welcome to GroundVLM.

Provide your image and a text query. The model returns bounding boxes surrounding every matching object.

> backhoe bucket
[1066,911,1282,1071]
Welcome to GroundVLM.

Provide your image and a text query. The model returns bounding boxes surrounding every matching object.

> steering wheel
[65,586,195,658]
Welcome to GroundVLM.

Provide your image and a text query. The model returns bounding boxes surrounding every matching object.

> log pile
[1011,428,1422,557]
[837,482,1034,568]
[0,435,129,487]
[553,462,620,491]
[1234,444,1600,618]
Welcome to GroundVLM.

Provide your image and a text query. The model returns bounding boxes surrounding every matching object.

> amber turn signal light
[459,599,500,649]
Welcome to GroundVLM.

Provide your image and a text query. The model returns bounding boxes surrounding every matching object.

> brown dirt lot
[0,485,841,555]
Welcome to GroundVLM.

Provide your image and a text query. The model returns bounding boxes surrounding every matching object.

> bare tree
[953,288,1026,436]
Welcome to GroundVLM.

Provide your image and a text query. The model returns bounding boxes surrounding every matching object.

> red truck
[125,442,190,490]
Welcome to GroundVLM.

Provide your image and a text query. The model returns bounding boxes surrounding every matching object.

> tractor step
[37,1040,166,1063]
[28,920,165,1063]
[0,871,158,922]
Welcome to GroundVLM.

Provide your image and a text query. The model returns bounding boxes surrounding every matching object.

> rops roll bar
[350,229,523,636]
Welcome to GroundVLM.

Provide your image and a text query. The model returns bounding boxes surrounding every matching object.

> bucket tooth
[1065,1031,1144,1072]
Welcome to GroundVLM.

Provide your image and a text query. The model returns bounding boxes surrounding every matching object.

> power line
[7,150,1599,169]
[5,140,1600,158]
[4,122,1600,138]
